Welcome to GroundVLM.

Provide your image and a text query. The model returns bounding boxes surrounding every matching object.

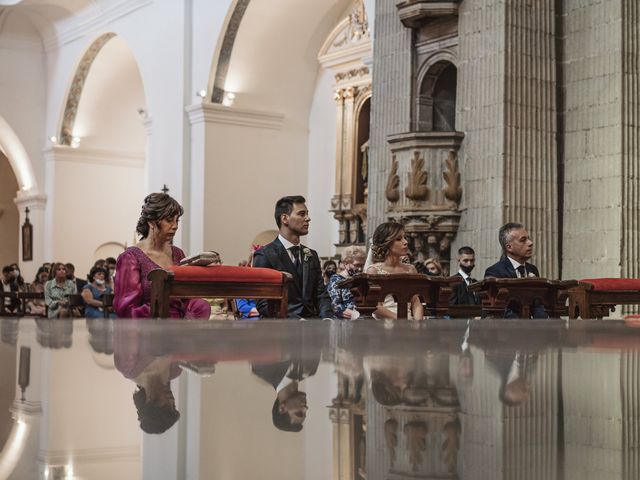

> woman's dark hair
[133,386,180,434]
[88,266,107,283]
[371,222,405,262]
[33,266,48,284]
[136,193,184,239]
[369,370,402,406]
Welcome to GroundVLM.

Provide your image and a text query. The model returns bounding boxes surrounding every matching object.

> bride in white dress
[365,222,424,320]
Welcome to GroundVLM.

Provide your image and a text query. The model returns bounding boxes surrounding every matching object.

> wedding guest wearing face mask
[326,246,366,319]
[9,263,25,291]
[449,246,481,306]
[82,266,115,318]
[322,259,338,285]
[105,257,117,286]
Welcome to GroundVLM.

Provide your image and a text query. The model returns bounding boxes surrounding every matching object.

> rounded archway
[51,34,147,278]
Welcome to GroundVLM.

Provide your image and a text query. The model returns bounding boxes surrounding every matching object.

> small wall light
[197,89,207,98]
[49,136,57,144]
[222,91,236,107]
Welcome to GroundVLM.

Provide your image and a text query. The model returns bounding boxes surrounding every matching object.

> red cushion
[170,265,285,284]
[580,278,640,291]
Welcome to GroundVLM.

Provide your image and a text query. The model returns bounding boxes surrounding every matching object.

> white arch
[0,115,37,193]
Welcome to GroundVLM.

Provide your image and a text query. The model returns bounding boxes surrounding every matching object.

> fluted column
[368,0,413,232]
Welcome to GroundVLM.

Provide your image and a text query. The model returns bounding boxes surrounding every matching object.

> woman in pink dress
[113,193,211,319]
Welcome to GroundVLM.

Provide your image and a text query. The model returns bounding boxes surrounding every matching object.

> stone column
[456,0,559,276]
[367,0,413,232]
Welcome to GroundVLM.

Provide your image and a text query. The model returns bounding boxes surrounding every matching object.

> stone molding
[38,445,139,466]
[42,0,153,52]
[387,131,464,152]
[396,0,460,28]
[43,146,145,168]
[185,103,284,130]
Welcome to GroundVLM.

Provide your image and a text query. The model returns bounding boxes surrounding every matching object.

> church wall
[0,11,46,194]
[202,118,309,264]
[562,0,624,280]
[0,153,19,269]
[45,152,144,278]
[307,68,340,257]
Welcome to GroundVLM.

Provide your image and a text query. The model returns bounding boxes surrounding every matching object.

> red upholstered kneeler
[148,265,291,318]
[568,278,640,319]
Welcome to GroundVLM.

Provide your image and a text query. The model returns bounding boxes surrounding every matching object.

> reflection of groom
[254,195,332,318]
[252,358,319,432]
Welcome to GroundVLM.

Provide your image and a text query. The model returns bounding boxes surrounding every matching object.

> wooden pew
[149,265,291,318]
[568,278,640,319]
[469,277,578,318]
[338,273,463,319]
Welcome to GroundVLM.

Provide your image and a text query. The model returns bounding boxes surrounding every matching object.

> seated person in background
[235,245,263,320]
[450,246,482,306]
[82,266,115,318]
[413,261,429,275]
[322,259,337,285]
[44,262,77,318]
[424,257,443,276]
[366,222,424,320]
[9,263,26,291]
[105,257,117,288]
[1,265,20,313]
[484,222,547,318]
[27,267,49,316]
[327,246,366,319]
[66,262,87,292]
[113,192,211,319]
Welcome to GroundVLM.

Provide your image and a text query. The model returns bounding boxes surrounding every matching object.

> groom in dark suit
[253,195,332,319]
[484,222,548,318]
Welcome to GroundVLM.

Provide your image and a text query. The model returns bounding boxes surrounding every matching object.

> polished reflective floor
[2,317,640,479]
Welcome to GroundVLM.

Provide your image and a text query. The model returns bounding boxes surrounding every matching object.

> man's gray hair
[498,222,524,253]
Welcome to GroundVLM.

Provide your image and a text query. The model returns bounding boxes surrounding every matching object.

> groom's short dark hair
[275,195,306,228]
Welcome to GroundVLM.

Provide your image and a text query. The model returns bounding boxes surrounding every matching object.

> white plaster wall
[306,68,339,257]
[0,11,46,192]
[0,153,19,268]
[48,155,143,278]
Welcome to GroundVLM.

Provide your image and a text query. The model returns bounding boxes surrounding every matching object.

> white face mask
[95,279,105,286]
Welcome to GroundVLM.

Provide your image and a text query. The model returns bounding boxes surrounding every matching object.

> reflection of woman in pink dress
[113,193,211,319]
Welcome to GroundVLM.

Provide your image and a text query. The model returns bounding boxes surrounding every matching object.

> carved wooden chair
[568,278,640,319]
[148,265,291,318]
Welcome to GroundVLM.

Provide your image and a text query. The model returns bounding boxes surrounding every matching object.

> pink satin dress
[113,246,211,319]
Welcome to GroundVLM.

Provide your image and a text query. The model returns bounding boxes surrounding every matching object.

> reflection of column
[14,191,47,284]
[459,347,558,480]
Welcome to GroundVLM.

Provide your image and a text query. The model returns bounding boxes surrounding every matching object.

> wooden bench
[17,291,47,317]
[338,273,463,319]
[149,265,291,318]
[568,278,640,319]
[469,277,578,318]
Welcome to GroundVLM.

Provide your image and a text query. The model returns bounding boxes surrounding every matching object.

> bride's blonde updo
[371,222,405,262]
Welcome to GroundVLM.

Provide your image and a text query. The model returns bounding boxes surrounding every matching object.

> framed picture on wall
[22,219,32,262]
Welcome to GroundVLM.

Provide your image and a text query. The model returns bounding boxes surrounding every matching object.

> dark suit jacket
[2,281,20,313]
[484,256,547,318]
[253,238,332,318]
[251,358,320,389]
[449,273,481,306]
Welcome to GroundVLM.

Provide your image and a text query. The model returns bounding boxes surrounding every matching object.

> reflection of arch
[416,52,458,132]
[94,242,126,261]
[59,32,116,145]
[0,115,36,192]
[208,0,251,103]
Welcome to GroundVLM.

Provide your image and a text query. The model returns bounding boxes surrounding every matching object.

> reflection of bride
[365,222,424,320]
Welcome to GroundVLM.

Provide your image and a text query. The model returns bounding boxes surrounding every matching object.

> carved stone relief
[404,151,429,202]
[386,156,400,203]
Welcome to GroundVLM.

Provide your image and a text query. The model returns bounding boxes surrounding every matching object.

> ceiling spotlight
[222,91,236,107]
[49,136,57,144]
[197,89,207,98]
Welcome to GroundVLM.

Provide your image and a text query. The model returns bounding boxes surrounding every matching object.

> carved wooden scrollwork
[384,418,399,467]
[441,417,460,473]
[386,155,400,203]
[404,421,428,472]
[405,151,429,201]
[442,149,462,205]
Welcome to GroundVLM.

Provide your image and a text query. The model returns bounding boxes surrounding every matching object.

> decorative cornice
[185,103,284,130]
[396,0,460,29]
[387,131,465,152]
[42,0,153,52]
[43,146,145,168]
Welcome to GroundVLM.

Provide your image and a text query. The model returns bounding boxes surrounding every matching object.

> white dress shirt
[507,256,527,277]
[278,234,301,263]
